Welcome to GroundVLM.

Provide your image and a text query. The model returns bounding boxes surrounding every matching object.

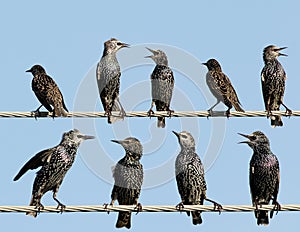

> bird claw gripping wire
[175,202,185,213]
[167,109,174,118]
[270,201,281,218]
[134,203,142,215]
[56,203,66,214]
[103,203,113,214]
[147,109,154,118]
[35,203,44,215]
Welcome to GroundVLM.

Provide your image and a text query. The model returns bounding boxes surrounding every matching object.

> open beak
[276,47,288,56]
[238,133,254,144]
[120,42,130,48]
[145,47,158,58]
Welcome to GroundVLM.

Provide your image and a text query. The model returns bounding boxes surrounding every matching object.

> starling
[239,131,280,226]
[146,48,174,128]
[13,129,94,217]
[109,137,144,229]
[173,131,222,225]
[26,64,69,118]
[96,38,129,124]
[261,45,291,127]
[202,59,244,117]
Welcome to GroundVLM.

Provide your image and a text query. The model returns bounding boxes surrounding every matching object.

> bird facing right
[109,137,144,229]
[13,129,94,217]
[261,45,292,127]
[173,131,222,225]
[202,59,244,117]
[26,64,69,118]
[96,38,129,124]
[239,131,280,226]
[146,48,174,128]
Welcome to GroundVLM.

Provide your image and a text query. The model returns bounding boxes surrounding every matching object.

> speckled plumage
[239,131,280,226]
[173,131,221,225]
[13,129,94,217]
[96,38,128,123]
[261,45,291,127]
[146,48,174,128]
[26,64,68,117]
[203,59,244,117]
[110,137,144,229]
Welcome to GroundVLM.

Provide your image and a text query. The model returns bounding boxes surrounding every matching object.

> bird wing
[151,65,174,108]
[13,148,53,181]
[261,69,269,110]
[32,84,53,112]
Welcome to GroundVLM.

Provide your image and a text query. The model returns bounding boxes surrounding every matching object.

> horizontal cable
[0,204,299,214]
[0,110,297,118]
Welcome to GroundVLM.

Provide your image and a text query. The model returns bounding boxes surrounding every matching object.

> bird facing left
[13,129,95,217]
[26,64,69,118]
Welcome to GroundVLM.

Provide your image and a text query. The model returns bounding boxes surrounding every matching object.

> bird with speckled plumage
[108,137,144,229]
[261,45,291,127]
[146,48,174,128]
[26,64,69,118]
[202,59,244,117]
[96,38,129,123]
[173,131,222,225]
[13,129,94,217]
[239,131,280,226]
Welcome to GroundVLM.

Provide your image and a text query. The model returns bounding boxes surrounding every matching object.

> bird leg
[167,107,174,118]
[103,200,114,214]
[31,105,43,119]
[116,98,126,118]
[205,198,223,214]
[147,101,155,118]
[207,100,220,118]
[175,202,185,212]
[281,102,292,116]
[35,202,44,215]
[226,108,231,118]
[134,203,143,215]
[53,192,66,214]
[270,199,281,218]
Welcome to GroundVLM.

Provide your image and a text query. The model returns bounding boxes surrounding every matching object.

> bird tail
[256,210,269,226]
[116,212,131,229]
[109,99,126,124]
[157,117,165,128]
[233,103,245,112]
[26,194,38,218]
[271,115,283,127]
[191,211,202,225]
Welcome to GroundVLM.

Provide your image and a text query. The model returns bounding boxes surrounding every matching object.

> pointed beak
[25,69,32,73]
[172,131,179,138]
[202,62,207,66]
[145,47,158,58]
[77,134,95,140]
[120,42,130,48]
[111,139,121,144]
[277,47,288,56]
[238,133,253,144]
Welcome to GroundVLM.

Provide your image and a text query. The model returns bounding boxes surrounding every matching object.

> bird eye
[250,136,257,140]
[117,42,122,46]
[181,135,187,139]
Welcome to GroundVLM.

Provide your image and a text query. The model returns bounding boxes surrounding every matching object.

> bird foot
[176,202,184,212]
[167,109,174,118]
[226,109,231,118]
[270,201,281,218]
[56,203,66,214]
[147,109,154,118]
[205,198,223,215]
[285,108,292,118]
[35,203,44,215]
[104,109,112,116]
[206,109,213,118]
[103,203,113,214]
[31,110,41,120]
[266,110,272,119]
[134,203,142,215]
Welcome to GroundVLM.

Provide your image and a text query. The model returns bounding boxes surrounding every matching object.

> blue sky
[1,0,299,231]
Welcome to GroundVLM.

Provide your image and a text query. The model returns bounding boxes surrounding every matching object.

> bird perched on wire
[261,45,291,127]
[26,64,69,118]
[146,48,174,128]
[13,129,94,217]
[108,137,144,229]
[239,131,280,226]
[173,131,222,225]
[96,38,129,124]
[202,59,244,117]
